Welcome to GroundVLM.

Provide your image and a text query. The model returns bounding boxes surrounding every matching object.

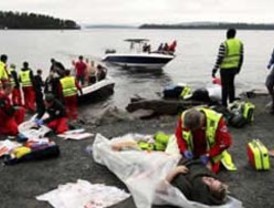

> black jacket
[171,159,224,205]
[37,99,66,123]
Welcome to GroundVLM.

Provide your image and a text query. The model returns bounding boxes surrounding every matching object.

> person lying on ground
[166,159,228,206]
[35,93,68,134]
[110,137,229,206]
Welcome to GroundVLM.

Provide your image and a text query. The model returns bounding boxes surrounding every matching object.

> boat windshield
[124,39,150,53]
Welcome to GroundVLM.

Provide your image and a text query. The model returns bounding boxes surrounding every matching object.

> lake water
[1,29,274,115]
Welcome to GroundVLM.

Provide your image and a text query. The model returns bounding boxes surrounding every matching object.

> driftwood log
[126,98,206,115]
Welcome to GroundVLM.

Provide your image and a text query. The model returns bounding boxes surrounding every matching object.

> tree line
[0,11,80,29]
[139,22,274,30]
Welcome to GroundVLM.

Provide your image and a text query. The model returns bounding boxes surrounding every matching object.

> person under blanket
[111,140,228,205]
[166,159,228,206]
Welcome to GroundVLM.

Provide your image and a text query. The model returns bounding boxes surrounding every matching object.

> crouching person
[175,107,235,173]
[0,82,25,136]
[35,93,68,134]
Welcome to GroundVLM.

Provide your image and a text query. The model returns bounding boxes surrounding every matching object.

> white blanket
[18,120,51,139]
[92,134,243,208]
[36,179,130,208]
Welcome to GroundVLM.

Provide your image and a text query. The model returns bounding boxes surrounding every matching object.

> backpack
[228,101,255,124]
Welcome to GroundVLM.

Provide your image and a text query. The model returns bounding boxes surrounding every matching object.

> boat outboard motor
[105,49,116,54]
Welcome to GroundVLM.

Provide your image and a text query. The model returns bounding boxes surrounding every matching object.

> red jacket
[175,116,232,159]
[0,91,15,123]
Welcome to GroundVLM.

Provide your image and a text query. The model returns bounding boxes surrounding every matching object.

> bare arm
[165,165,189,182]
[111,140,139,151]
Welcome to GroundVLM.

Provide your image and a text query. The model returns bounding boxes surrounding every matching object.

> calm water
[1,29,274,114]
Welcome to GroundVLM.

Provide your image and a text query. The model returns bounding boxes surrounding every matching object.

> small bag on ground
[247,139,270,170]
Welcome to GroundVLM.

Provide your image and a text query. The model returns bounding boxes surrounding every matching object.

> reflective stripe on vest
[220,38,242,69]
[60,76,77,97]
[181,108,222,160]
[8,68,15,87]
[19,70,32,87]
[180,85,192,99]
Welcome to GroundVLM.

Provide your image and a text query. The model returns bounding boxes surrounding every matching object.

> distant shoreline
[139,23,274,30]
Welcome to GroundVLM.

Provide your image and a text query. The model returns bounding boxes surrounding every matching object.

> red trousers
[47,117,68,134]
[64,95,78,120]
[0,107,25,136]
[11,88,22,106]
[22,86,36,112]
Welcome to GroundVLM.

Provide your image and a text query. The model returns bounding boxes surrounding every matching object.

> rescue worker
[0,82,25,136]
[0,54,9,89]
[34,69,45,117]
[8,64,22,106]
[19,61,36,112]
[59,69,82,121]
[212,28,244,107]
[35,93,68,134]
[175,107,234,173]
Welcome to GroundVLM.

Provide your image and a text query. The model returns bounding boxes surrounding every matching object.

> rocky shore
[0,93,274,208]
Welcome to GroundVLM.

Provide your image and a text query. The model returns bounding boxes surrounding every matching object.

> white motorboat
[78,76,115,103]
[102,39,175,69]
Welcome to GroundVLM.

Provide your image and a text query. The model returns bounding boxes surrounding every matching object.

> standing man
[175,107,234,173]
[265,49,274,114]
[8,64,22,106]
[50,58,66,77]
[60,69,82,121]
[19,61,36,112]
[34,69,45,117]
[74,56,87,86]
[212,28,244,107]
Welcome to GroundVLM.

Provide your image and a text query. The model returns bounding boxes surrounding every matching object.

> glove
[35,118,44,126]
[200,154,210,165]
[182,150,193,159]
[212,68,217,78]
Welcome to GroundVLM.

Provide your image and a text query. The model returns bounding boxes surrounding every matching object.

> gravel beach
[0,93,274,208]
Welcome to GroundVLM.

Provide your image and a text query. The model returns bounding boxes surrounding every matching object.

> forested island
[139,22,274,30]
[0,11,80,29]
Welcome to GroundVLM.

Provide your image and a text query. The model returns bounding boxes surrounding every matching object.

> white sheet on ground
[36,179,130,208]
[92,134,242,208]
[18,120,51,139]
[57,132,94,140]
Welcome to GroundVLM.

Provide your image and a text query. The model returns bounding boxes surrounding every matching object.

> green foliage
[0,11,80,29]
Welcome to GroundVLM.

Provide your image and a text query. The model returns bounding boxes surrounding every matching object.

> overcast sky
[1,0,274,25]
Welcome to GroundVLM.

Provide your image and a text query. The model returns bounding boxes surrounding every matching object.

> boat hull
[102,53,174,69]
[78,77,115,104]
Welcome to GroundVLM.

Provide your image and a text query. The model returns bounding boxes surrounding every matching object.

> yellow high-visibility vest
[0,61,9,80]
[19,70,32,87]
[221,38,242,69]
[60,76,77,97]
[181,108,236,170]
[8,67,16,87]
